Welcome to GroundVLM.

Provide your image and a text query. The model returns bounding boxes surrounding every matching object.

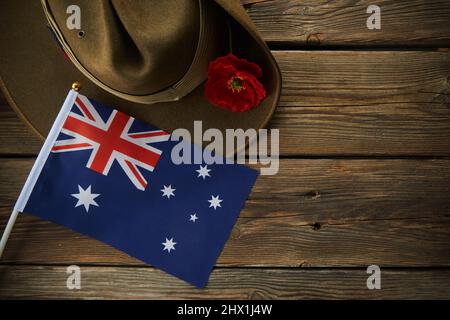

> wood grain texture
[2,158,450,221]
[246,0,450,47]
[2,51,450,156]
[275,50,450,155]
[1,158,449,267]
[1,214,449,267]
[0,266,449,299]
[1,2,450,299]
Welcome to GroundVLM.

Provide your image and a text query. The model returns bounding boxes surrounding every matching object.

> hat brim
[0,0,281,144]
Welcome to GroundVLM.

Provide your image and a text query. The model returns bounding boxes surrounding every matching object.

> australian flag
[15,90,258,288]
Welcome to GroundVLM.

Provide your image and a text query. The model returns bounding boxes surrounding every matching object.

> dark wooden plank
[275,50,450,155]
[276,51,450,107]
[1,266,449,299]
[2,158,450,221]
[246,0,450,47]
[1,51,450,156]
[1,214,449,267]
[1,158,450,266]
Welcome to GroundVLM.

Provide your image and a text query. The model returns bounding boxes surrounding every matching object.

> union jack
[52,95,170,190]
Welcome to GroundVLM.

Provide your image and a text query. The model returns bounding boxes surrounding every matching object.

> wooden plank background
[246,0,450,47]
[2,267,450,299]
[1,0,450,299]
[3,51,450,156]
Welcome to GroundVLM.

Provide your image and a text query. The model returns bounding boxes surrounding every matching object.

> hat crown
[46,0,202,96]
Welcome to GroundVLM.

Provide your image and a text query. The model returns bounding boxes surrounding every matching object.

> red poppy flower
[204,53,267,112]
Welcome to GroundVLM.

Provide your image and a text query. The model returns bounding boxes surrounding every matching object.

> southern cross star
[190,213,199,223]
[71,185,100,212]
[161,185,176,199]
[208,195,223,210]
[162,237,177,253]
[196,165,211,179]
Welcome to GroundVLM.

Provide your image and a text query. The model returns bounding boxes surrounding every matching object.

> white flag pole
[0,84,80,258]
[0,209,20,257]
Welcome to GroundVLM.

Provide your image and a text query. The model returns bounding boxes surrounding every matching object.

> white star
[190,213,199,223]
[208,195,223,210]
[162,237,177,253]
[71,185,100,212]
[161,185,175,199]
[196,165,211,179]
